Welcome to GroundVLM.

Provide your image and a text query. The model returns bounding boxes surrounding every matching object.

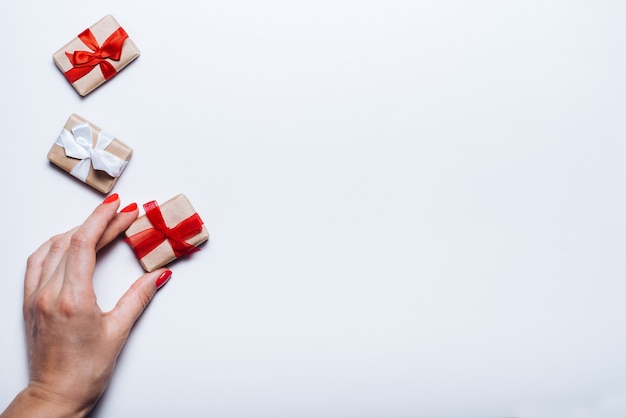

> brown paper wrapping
[53,15,140,96]
[47,114,133,194]
[125,194,209,272]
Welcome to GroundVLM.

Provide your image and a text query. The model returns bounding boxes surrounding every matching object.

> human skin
[1,194,172,418]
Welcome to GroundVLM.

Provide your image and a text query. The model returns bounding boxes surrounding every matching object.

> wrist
[1,386,93,418]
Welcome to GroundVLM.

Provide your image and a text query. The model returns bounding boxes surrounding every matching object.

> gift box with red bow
[47,114,132,194]
[53,15,140,96]
[125,194,209,272]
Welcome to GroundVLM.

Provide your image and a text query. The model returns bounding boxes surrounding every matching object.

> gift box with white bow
[47,114,133,194]
[53,15,140,96]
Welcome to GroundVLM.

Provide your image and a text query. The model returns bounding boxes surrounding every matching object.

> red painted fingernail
[120,202,138,213]
[156,270,172,290]
[103,193,119,204]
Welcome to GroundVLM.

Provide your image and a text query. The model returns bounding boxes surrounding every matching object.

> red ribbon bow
[64,27,128,83]
[126,201,204,260]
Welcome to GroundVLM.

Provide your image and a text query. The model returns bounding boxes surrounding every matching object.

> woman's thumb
[111,269,172,334]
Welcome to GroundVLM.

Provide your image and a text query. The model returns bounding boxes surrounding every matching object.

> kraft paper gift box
[47,114,132,194]
[53,15,140,96]
[125,194,209,272]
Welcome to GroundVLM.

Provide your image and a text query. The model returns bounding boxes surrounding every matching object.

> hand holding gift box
[48,114,132,194]
[53,15,140,96]
[125,194,209,272]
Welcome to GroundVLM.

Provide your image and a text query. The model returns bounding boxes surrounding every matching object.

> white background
[1,1,626,417]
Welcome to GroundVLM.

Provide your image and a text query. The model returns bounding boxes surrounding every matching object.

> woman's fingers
[24,238,56,300]
[96,202,139,251]
[25,195,138,304]
[63,195,121,290]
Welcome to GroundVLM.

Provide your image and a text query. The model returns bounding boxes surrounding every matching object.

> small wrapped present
[125,194,209,272]
[53,15,140,96]
[48,114,132,194]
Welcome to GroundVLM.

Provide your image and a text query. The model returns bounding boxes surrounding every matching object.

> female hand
[1,194,172,418]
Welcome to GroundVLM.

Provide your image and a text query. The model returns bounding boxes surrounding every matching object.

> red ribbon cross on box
[64,27,128,83]
[126,201,204,260]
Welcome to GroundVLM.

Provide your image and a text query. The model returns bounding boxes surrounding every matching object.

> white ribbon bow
[55,123,127,182]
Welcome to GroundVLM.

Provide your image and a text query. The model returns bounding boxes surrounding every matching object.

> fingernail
[120,202,138,213]
[103,193,119,204]
[156,270,172,290]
